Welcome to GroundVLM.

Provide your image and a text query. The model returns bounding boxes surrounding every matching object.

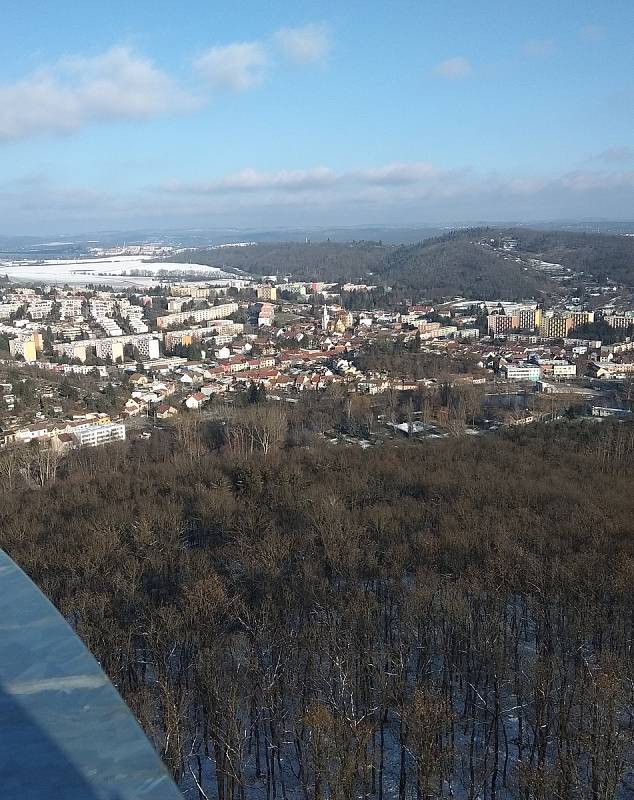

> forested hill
[192,241,389,282]
[380,237,547,300]
[486,227,634,285]
[172,225,634,298]
[173,236,552,301]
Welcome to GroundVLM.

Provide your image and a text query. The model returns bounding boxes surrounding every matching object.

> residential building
[488,314,519,336]
[606,315,634,331]
[170,286,210,299]
[257,285,277,301]
[60,298,84,319]
[74,423,126,448]
[54,342,88,363]
[518,307,542,331]
[155,302,238,329]
[9,336,37,362]
[503,364,541,381]
[552,363,577,379]
[540,313,574,339]
[185,392,207,410]
[568,311,595,328]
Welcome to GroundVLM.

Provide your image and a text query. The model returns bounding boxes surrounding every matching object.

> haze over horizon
[2,0,633,235]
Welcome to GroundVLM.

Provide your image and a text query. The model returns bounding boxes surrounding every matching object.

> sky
[1,0,633,235]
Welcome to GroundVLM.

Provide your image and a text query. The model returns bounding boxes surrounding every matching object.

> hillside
[173,236,553,300]
[174,226,634,297]
[380,236,548,300]
[498,228,634,285]
[443,226,634,286]
[174,241,388,282]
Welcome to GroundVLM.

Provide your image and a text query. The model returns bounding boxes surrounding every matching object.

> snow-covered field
[0,255,237,287]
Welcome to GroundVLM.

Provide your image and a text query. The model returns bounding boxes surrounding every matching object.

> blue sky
[1,0,633,234]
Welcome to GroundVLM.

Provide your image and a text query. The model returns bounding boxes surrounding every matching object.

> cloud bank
[3,160,634,233]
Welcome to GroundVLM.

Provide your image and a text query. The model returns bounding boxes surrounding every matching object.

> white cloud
[0,26,334,143]
[274,23,331,65]
[432,57,473,79]
[0,46,196,142]
[194,42,269,91]
[220,166,336,190]
[522,38,555,57]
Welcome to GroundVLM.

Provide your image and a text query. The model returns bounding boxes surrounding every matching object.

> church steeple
[322,304,329,331]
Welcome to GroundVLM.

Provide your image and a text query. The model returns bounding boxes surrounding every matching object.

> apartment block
[568,311,595,328]
[488,314,519,336]
[54,342,88,362]
[9,337,37,362]
[503,364,541,381]
[518,307,542,331]
[257,285,277,301]
[89,299,117,318]
[553,363,577,379]
[155,302,238,329]
[170,286,210,299]
[0,303,23,319]
[74,423,126,448]
[59,298,84,320]
[540,314,574,339]
[27,300,54,320]
[606,315,634,330]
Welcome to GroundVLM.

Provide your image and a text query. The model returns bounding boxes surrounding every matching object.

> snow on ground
[0,257,238,287]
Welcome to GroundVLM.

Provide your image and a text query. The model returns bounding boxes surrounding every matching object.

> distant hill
[174,235,553,301]
[172,225,634,300]
[173,241,389,282]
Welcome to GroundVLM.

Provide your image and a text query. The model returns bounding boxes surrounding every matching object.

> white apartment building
[457,328,480,339]
[553,363,577,379]
[89,299,117,318]
[170,286,210,299]
[503,364,541,381]
[98,318,124,337]
[155,302,238,329]
[167,297,190,312]
[213,322,244,336]
[55,333,161,361]
[27,300,54,320]
[128,319,149,334]
[54,342,88,362]
[606,315,634,330]
[74,423,126,448]
[95,335,160,360]
[59,298,84,319]
[0,303,23,319]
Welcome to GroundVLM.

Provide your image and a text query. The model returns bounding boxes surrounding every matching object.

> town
[1,236,633,459]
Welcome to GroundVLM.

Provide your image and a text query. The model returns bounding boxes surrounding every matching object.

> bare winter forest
[2,405,634,799]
